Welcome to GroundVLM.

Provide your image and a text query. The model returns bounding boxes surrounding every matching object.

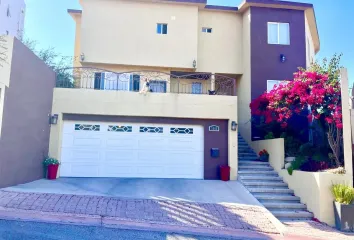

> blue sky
[24,0,354,85]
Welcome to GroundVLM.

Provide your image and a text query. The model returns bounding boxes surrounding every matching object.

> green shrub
[287,166,294,175]
[282,134,302,157]
[331,184,354,205]
[264,132,275,139]
[299,143,314,157]
[43,157,59,166]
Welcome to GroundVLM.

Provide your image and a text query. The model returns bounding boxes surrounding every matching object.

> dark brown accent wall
[63,114,229,180]
[250,7,307,140]
[0,39,55,188]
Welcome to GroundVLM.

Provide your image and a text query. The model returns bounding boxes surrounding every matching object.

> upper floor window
[267,80,288,93]
[157,23,168,35]
[267,22,290,45]
[202,28,212,33]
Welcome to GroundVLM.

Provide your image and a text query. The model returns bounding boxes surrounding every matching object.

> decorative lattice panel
[139,126,163,133]
[74,124,100,131]
[108,126,132,132]
[170,128,194,135]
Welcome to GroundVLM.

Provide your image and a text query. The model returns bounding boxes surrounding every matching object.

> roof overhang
[238,0,320,53]
[67,9,82,20]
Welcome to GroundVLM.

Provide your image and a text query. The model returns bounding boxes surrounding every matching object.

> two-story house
[48,0,319,181]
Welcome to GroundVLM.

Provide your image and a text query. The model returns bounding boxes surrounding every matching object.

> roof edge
[204,5,238,12]
[68,9,82,14]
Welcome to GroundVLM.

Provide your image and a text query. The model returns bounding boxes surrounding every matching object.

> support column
[211,74,215,91]
[340,68,353,176]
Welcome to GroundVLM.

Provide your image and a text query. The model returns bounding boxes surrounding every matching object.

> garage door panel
[61,148,101,163]
[70,164,100,177]
[137,166,164,176]
[105,150,137,161]
[137,138,168,149]
[167,138,203,151]
[101,166,135,177]
[73,137,102,147]
[106,138,137,149]
[60,121,204,179]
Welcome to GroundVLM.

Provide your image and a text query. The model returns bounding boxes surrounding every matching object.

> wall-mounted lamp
[231,121,238,131]
[193,59,197,69]
[280,54,286,63]
[49,114,58,125]
[80,53,85,62]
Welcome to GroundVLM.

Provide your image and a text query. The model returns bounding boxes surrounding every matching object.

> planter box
[285,157,295,163]
[334,201,354,232]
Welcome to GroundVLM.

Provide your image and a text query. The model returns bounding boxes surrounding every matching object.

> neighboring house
[48,0,319,180]
[0,36,55,188]
[0,0,26,38]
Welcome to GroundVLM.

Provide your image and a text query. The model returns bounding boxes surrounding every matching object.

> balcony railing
[56,67,237,96]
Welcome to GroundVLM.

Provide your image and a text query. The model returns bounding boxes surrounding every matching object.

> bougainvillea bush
[250,67,343,167]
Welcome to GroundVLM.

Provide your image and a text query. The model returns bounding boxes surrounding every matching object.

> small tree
[21,38,76,87]
[250,55,343,167]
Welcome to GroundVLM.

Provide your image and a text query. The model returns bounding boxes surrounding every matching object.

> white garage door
[60,121,204,179]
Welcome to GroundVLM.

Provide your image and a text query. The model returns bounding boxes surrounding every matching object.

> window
[202,28,212,33]
[267,22,290,45]
[157,23,168,34]
[192,82,202,94]
[130,75,140,92]
[150,81,167,93]
[267,80,288,93]
[94,72,104,90]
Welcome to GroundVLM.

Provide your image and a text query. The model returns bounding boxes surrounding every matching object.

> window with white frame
[267,80,288,93]
[157,23,168,35]
[267,22,290,45]
[202,27,212,33]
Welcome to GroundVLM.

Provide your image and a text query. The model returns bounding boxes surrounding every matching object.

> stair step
[271,210,313,219]
[239,175,283,181]
[238,170,278,175]
[249,188,294,194]
[241,181,287,187]
[263,202,307,209]
[238,156,259,160]
[255,194,301,202]
[238,161,270,165]
[238,165,273,170]
[238,153,257,156]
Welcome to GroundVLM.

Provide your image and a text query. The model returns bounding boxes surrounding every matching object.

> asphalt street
[0,220,260,240]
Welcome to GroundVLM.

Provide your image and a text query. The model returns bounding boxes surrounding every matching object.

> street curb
[0,207,102,226]
[102,217,278,239]
[0,207,280,240]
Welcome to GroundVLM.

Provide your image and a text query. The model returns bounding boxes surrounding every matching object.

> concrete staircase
[237,134,313,221]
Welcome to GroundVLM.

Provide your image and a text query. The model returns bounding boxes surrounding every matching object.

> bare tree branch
[0,35,8,67]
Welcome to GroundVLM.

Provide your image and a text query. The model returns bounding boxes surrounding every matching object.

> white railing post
[211,74,215,91]
[340,68,353,176]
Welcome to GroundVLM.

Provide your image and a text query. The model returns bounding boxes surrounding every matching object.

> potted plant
[43,157,60,180]
[331,183,354,232]
[259,149,269,162]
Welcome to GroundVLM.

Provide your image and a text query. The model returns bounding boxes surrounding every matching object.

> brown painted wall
[0,39,55,188]
[63,114,229,180]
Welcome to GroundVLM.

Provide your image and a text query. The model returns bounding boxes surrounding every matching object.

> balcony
[56,68,237,96]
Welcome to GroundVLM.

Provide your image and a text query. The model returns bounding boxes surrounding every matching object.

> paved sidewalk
[0,191,353,239]
[0,190,279,236]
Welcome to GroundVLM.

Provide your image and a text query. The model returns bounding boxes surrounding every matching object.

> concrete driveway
[3,178,260,206]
